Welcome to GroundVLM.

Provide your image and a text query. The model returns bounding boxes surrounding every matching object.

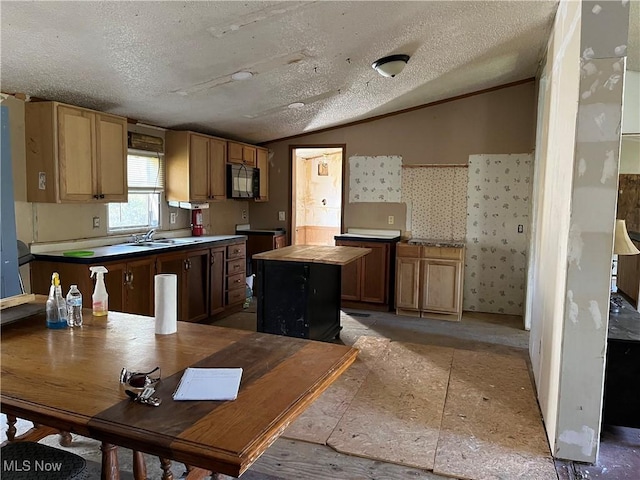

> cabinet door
[227,142,244,165]
[189,134,210,202]
[157,252,186,321]
[255,147,269,202]
[360,243,388,304]
[125,257,156,316]
[335,240,361,301]
[57,105,95,201]
[185,249,210,322]
[209,247,225,316]
[209,138,227,200]
[395,257,420,310]
[274,235,286,249]
[421,259,460,313]
[96,114,127,201]
[99,261,126,313]
[243,145,256,167]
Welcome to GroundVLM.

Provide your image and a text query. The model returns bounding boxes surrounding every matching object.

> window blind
[127,151,164,191]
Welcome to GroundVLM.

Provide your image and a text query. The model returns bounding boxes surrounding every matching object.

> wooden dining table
[1,308,358,479]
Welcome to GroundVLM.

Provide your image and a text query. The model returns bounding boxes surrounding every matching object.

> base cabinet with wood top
[334,238,397,311]
[226,240,247,307]
[396,243,465,321]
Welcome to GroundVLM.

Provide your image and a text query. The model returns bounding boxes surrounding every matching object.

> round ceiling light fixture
[287,102,305,109]
[371,54,410,78]
[231,71,253,81]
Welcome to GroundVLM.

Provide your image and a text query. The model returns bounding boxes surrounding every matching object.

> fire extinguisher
[191,209,203,236]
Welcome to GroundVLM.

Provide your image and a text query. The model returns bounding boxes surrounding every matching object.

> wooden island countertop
[252,245,371,265]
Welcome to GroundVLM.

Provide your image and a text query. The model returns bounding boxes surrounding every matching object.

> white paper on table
[172,368,243,401]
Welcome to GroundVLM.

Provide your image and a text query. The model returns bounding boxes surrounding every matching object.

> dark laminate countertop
[629,231,640,243]
[609,294,640,342]
[33,235,247,264]
[334,234,401,243]
[236,229,286,236]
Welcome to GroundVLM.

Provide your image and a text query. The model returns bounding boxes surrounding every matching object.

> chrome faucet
[141,229,156,242]
[131,229,156,243]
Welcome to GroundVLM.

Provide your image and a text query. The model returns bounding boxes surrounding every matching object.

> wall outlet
[92,216,100,229]
[170,212,177,224]
[388,215,394,225]
[278,211,286,221]
[241,209,247,220]
[518,224,524,233]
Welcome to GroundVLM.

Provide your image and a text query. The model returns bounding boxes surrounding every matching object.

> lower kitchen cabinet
[31,257,156,316]
[396,243,465,321]
[334,238,397,311]
[157,249,210,323]
[226,240,247,307]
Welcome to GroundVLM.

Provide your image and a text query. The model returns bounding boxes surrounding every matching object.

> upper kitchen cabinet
[25,102,127,203]
[255,147,269,202]
[227,141,256,167]
[165,131,227,202]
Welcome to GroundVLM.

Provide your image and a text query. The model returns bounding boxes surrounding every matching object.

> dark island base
[256,260,342,342]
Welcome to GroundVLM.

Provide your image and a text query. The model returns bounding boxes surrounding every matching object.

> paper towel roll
[154,274,178,335]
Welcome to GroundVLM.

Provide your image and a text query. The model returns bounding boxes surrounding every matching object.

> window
[108,151,164,232]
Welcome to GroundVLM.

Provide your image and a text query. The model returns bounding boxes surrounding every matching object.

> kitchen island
[253,245,371,342]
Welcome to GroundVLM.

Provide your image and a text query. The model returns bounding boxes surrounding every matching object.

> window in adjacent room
[108,150,164,232]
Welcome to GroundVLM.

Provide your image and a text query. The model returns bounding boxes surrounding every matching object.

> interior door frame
[289,144,346,245]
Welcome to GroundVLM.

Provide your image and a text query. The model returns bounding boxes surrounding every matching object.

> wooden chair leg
[6,415,17,441]
[133,451,147,480]
[159,458,174,480]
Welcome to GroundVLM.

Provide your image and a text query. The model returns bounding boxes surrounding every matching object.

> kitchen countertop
[629,231,640,243]
[334,228,401,243]
[32,235,247,264]
[253,245,371,265]
[407,238,466,248]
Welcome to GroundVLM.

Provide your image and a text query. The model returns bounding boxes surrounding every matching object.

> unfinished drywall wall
[253,81,537,236]
[528,0,630,463]
[528,0,581,457]
[465,154,533,316]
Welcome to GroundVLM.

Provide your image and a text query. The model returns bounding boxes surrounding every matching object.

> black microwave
[227,164,260,199]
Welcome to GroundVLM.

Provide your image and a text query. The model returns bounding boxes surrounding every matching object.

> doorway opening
[291,146,344,246]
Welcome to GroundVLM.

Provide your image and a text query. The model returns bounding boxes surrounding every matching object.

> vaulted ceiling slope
[3,0,617,144]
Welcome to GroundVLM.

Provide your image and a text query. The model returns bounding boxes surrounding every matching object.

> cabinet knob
[93,195,99,199]
[99,194,105,199]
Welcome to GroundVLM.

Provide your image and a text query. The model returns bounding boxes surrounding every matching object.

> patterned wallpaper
[349,156,402,203]
[401,167,468,240]
[464,153,533,315]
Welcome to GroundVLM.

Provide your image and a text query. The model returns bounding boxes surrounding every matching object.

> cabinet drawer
[227,272,245,290]
[422,246,464,260]
[227,287,246,305]
[397,243,421,258]
[227,243,246,259]
[227,258,245,275]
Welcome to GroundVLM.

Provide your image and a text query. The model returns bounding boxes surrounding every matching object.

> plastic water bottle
[66,285,83,327]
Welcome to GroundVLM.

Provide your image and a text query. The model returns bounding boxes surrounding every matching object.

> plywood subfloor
[433,349,556,480]
[283,336,390,444]
[327,341,454,470]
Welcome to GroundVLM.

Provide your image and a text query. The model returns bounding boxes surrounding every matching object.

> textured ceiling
[1,0,632,144]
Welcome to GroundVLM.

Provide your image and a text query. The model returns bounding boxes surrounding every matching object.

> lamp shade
[613,219,640,255]
[371,54,410,78]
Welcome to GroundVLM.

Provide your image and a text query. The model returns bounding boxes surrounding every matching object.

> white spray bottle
[89,266,109,316]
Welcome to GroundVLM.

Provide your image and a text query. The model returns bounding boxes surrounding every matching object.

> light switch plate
[170,212,177,224]
[278,211,285,221]
[92,216,100,229]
